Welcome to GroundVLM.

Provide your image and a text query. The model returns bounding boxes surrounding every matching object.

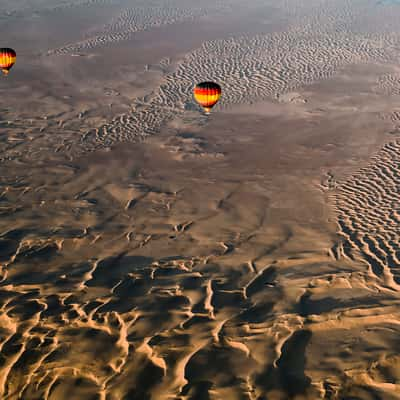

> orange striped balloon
[193,81,221,114]
[0,48,16,76]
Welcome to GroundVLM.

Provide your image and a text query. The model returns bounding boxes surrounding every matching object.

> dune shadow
[255,329,312,397]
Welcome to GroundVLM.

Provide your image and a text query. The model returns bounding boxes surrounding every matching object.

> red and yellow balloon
[193,81,221,114]
[0,48,16,76]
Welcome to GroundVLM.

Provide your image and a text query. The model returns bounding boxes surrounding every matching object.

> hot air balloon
[193,81,221,114]
[0,48,16,76]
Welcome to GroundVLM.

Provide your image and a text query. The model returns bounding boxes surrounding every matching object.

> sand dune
[335,140,400,289]
[2,83,400,398]
[3,0,400,399]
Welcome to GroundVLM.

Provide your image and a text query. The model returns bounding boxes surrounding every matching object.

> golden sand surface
[3,1,400,399]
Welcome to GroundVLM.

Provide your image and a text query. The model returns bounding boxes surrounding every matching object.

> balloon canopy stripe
[194,88,221,96]
[193,93,221,107]
[0,55,16,68]
[0,48,16,73]
[193,82,222,111]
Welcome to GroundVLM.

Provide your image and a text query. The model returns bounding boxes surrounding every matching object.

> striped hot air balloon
[193,81,221,114]
[0,48,16,76]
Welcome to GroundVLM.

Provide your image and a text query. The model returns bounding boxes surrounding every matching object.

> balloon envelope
[0,48,16,76]
[193,81,221,114]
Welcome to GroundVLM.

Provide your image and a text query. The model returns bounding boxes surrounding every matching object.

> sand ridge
[2,77,400,397]
[3,0,400,399]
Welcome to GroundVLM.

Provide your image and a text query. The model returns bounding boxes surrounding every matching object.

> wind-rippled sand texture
[81,28,392,148]
[375,74,400,97]
[330,140,400,399]
[2,0,400,158]
[4,0,400,399]
[47,0,232,56]
[77,0,400,149]
[0,0,114,21]
[335,140,400,289]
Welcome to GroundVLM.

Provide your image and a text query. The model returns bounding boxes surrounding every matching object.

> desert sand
[2,1,400,399]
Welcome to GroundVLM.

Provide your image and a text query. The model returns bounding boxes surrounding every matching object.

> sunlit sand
[2,1,400,399]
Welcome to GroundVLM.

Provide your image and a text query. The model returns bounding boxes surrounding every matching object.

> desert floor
[2,1,400,399]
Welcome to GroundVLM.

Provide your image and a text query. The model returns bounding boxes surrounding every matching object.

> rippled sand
[2,1,400,399]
